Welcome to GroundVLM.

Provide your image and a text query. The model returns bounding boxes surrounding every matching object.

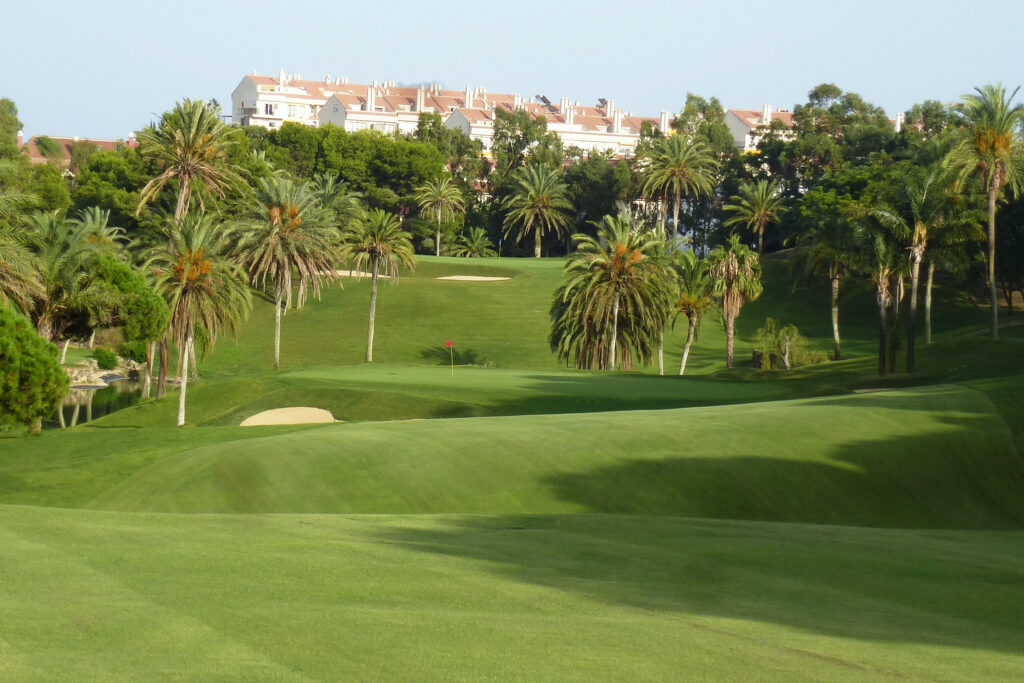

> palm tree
[150,213,251,426]
[415,175,466,256]
[853,214,904,376]
[451,227,497,258]
[313,173,364,232]
[946,83,1024,340]
[671,251,714,375]
[235,175,338,370]
[871,166,953,373]
[503,164,573,258]
[792,217,860,362]
[22,212,112,345]
[136,99,244,220]
[707,235,763,368]
[0,227,41,313]
[551,212,670,371]
[339,209,416,362]
[723,180,785,253]
[72,207,126,248]
[642,134,720,240]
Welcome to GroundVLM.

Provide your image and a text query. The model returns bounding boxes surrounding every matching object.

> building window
[264,103,274,116]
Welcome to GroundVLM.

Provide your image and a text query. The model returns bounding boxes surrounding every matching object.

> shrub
[115,340,148,363]
[91,348,118,370]
[0,304,69,434]
[753,317,825,369]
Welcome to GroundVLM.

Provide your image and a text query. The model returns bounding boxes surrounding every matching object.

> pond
[45,378,146,429]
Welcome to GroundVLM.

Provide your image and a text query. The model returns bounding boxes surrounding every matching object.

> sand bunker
[240,407,337,426]
[436,275,511,282]
[335,269,375,278]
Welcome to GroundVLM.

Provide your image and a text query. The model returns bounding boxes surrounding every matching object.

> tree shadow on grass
[420,346,486,366]
[371,418,1024,656]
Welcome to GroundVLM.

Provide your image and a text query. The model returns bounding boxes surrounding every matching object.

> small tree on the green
[0,303,69,434]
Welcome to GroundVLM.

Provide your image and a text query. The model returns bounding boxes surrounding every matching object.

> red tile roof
[22,136,136,167]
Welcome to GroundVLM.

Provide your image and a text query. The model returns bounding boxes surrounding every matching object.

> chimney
[762,104,772,125]
[612,110,623,134]
[659,110,669,131]
[325,73,330,84]
[279,68,286,86]
[605,99,615,118]
[128,132,136,147]
[465,85,473,109]
[566,107,575,126]
[366,87,376,111]
[895,112,905,133]
[416,84,426,112]
[560,96,570,114]
[513,94,523,110]
[16,130,23,148]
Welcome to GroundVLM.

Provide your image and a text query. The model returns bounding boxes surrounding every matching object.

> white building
[724,105,796,152]
[232,71,671,156]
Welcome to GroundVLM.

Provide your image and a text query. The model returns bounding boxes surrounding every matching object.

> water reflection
[46,380,144,429]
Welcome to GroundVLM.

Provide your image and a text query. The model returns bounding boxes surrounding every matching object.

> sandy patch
[240,407,337,427]
[436,275,511,282]
[335,269,374,278]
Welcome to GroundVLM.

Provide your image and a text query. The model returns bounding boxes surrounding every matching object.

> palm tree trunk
[88,329,96,349]
[58,404,66,429]
[60,339,70,365]
[366,260,379,362]
[37,315,53,342]
[157,337,168,399]
[725,314,735,369]
[831,273,841,361]
[534,228,542,258]
[143,340,155,399]
[174,175,191,222]
[86,390,93,423]
[609,291,620,371]
[672,188,681,241]
[907,251,922,374]
[70,403,80,428]
[923,262,934,345]
[877,293,888,377]
[273,284,283,370]
[657,328,664,376]
[435,208,441,257]
[987,184,999,340]
[659,200,667,240]
[679,316,696,376]
[177,331,193,427]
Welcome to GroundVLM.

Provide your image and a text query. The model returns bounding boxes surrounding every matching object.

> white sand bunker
[436,275,511,282]
[335,269,375,278]
[240,407,337,427]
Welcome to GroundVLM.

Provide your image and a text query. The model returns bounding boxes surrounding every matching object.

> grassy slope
[3,254,1024,679]
[2,507,1023,681]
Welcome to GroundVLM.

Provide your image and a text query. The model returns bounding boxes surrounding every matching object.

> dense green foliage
[0,303,68,433]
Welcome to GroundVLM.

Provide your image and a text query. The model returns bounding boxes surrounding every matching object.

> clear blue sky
[3,0,1022,140]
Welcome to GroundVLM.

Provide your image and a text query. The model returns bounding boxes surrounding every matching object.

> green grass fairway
[2,507,1023,681]
[2,254,1023,679]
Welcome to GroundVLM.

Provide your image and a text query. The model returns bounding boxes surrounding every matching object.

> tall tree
[707,235,763,368]
[946,83,1024,340]
[415,175,465,256]
[150,213,251,426]
[871,166,954,372]
[21,212,112,343]
[136,99,244,220]
[642,134,719,240]
[235,175,338,370]
[723,180,785,253]
[852,209,904,376]
[671,251,714,375]
[339,209,416,362]
[550,212,670,371]
[503,164,573,258]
